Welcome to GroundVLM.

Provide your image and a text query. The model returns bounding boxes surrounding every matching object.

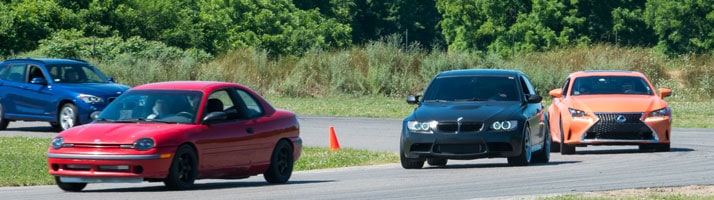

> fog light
[99,165,130,171]
[90,111,101,120]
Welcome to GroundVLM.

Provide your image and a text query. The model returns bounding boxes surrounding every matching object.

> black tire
[508,126,532,166]
[54,176,87,192]
[264,140,294,184]
[559,118,576,155]
[532,125,551,164]
[0,103,9,130]
[58,103,80,131]
[639,143,670,152]
[400,152,425,169]
[427,158,448,166]
[548,119,560,152]
[164,145,198,190]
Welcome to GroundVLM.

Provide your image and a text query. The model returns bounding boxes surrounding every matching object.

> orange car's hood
[570,95,668,113]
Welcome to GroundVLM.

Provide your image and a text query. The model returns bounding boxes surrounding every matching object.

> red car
[47,81,301,191]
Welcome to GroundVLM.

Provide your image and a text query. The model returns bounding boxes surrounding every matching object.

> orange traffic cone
[329,126,341,151]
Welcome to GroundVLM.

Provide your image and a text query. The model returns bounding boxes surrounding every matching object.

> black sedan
[400,69,549,169]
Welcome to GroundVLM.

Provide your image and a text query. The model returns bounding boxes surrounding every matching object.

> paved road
[1,117,713,199]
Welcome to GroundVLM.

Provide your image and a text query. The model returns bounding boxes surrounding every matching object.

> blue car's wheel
[59,103,79,131]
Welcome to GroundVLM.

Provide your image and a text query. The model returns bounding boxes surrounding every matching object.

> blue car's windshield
[97,90,203,124]
[46,64,110,83]
[422,75,520,102]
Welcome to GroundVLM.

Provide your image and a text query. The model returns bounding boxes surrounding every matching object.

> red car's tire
[54,176,87,192]
[264,140,294,184]
[164,145,198,190]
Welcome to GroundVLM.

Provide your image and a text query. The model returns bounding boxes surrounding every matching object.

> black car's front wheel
[427,158,448,166]
[532,125,551,163]
[164,145,198,190]
[508,126,532,166]
[264,140,294,184]
[54,176,87,192]
[400,152,425,169]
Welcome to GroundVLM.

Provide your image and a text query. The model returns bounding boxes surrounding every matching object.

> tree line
[1,0,712,58]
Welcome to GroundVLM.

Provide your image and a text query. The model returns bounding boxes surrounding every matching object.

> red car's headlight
[133,138,155,151]
[649,107,669,117]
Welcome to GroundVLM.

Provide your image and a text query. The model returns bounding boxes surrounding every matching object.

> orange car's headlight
[648,107,670,118]
[568,108,588,117]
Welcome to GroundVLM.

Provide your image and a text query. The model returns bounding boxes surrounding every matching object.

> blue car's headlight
[78,94,104,104]
[407,121,437,133]
[51,137,64,150]
[491,120,518,131]
[133,138,155,151]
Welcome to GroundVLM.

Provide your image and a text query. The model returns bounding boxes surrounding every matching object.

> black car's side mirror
[526,95,543,103]
[406,95,421,105]
[30,77,47,85]
[202,111,228,124]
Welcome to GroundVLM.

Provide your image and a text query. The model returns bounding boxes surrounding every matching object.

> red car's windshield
[97,90,203,124]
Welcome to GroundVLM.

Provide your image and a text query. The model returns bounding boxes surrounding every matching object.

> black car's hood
[410,101,523,122]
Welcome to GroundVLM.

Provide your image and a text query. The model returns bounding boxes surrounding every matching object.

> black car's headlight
[568,108,588,117]
[51,137,64,150]
[78,94,104,104]
[407,121,437,133]
[648,107,669,117]
[490,120,518,131]
[133,138,155,151]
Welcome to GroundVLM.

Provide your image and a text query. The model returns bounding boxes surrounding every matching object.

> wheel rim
[60,106,75,130]
[276,147,290,175]
[178,153,194,182]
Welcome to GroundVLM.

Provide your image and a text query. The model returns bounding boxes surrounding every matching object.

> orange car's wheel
[560,118,576,155]
[639,143,670,152]
[548,116,560,152]
[54,176,86,192]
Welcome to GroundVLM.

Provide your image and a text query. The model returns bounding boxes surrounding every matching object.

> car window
[207,90,235,112]
[520,75,536,96]
[571,76,653,95]
[97,90,201,124]
[0,64,27,83]
[47,64,108,83]
[422,75,519,102]
[561,78,571,98]
[236,89,264,118]
[28,65,46,82]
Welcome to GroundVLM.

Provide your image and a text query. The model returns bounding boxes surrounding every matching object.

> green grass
[0,137,397,187]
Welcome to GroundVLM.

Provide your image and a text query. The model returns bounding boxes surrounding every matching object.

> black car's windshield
[571,76,653,96]
[46,64,110,83]
[97,90,203,124]
[422,75,519,102]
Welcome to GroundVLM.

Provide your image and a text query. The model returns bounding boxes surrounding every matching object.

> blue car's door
[23,64,56,120]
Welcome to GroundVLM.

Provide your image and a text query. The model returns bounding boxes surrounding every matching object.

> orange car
[547,70,672,154]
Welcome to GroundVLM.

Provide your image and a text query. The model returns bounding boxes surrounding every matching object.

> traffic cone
[329,126,341,151]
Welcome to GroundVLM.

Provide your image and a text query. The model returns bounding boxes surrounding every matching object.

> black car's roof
[436,69,524,77]
[2,58,89,65]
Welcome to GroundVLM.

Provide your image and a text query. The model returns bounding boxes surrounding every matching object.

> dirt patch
[579,185,714,198]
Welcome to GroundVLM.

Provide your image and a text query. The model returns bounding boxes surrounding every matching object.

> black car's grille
[436,122,483,133]
[433,144,485,154]
[585,113,654,140]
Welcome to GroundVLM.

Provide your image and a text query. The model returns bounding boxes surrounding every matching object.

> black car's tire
[264,140,294,184]
[639,143,670,152]
[508,126,532,166]
[0,103,9,130]
[54,176,87,192]
[427,158,448,166]
[400,152,425,169]
[164,145,198,190]
[532,126,551,164]
[58,103,79,131]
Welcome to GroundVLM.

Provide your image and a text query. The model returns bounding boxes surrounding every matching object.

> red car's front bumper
[47,147,177,181]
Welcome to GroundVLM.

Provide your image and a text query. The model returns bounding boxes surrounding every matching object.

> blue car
[0,58,130,131]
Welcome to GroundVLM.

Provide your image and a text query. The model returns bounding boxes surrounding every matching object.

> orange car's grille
[585,113,654,140]
[437,122,483,133]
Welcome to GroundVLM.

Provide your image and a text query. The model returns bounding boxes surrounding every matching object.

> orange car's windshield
[571,76,653,96]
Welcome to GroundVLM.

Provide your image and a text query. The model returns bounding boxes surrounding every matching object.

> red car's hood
[570,94,668,113]
[57,122,199,145]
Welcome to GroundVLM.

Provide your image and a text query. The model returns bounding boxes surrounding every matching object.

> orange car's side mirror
[549,89,563,98]
[659,88,672,98]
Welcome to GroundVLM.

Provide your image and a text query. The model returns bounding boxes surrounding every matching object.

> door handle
[246,127,254,134]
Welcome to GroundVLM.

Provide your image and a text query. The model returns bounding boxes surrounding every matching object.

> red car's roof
[132,81,242,91]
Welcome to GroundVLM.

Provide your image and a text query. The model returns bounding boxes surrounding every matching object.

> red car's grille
[69,143,125,148]
[585,113,654,140]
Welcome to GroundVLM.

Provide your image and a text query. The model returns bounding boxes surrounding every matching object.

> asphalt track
[1,116,713,199]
